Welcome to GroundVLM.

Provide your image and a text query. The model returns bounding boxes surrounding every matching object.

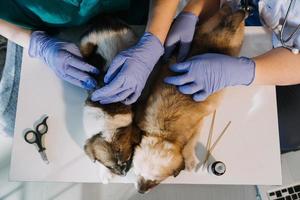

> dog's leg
[182,122,204,171]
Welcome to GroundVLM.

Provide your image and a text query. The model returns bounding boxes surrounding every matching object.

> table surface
[10,27,282,185]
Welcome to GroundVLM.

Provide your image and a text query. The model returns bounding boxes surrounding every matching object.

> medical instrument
[279,0,300,54]
[207,161,226,176]
[262,0,300,55]
[24,116,50,164]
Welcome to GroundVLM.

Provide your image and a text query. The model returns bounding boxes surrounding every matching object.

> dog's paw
[184,155,199,172]
[98,165,114,184]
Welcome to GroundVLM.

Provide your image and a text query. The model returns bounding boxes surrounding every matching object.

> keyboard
[268,184,300,200]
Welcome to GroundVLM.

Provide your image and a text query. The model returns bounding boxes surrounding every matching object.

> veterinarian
[164,0,300,152]
[0,0,217,136]
[165,0,300,101]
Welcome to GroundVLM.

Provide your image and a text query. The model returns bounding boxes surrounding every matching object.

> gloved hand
[164,53,255,101]
[29,31,99,90]
[164,12,198,62]
[91,32,164,105]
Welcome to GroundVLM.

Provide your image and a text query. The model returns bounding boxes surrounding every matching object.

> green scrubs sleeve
[0,0,131,30]
[0,0,43,29]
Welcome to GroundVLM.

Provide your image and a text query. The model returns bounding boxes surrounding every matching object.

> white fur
[98,162,114,184]
[83,105,132,141]
[133,137,180,181]
[80,28,136,70]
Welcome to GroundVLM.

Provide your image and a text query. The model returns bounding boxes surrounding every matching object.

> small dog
[80,17,141,182]
[133,4,246,193]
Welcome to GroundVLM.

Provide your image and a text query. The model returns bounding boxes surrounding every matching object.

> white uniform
[220,0,300,50]
[259,0,300,50]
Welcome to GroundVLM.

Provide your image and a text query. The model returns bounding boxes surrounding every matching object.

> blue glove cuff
[138,32,164,70]
[29,31,48,58]
[178,12,199,24]
[29,31,64,67]
[238,57,256,86]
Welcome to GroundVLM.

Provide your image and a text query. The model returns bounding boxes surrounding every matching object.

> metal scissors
[24,116,49,164]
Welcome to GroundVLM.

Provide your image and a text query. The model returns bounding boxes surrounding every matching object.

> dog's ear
[221,2,233,14]
[84,142,96,162]
[173,161,185,177]
[84,134,102,162]
[225,10,246,30]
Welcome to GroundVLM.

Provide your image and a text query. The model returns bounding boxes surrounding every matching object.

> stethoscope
[276,0,300,54]
[242,0,300,55]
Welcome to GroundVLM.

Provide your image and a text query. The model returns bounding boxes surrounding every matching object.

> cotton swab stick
[202,112,232,167]
[203,111,216,165]
[207,110,216,149]
[209,121,231,153]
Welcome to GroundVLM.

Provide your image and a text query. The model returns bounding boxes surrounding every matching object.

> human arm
[0,19,99,90]
[91,0,181,104]
[253,47,300,85]
[164,48,300,101]
[146,0,181,43]
[164,0,220,61]
[0,19,31,48]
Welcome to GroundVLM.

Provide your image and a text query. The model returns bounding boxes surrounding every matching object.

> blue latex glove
[29,31,99,90]
[91,32,164,105]
[164,53,255,101]
[164,12,198,62]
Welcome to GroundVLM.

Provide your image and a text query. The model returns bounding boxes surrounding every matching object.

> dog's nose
[137,177,158,194]
[137,188,148,194]
[120,163,128,176]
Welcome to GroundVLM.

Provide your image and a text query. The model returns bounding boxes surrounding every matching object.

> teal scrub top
[0,0,133,29]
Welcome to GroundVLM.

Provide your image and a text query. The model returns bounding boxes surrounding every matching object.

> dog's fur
[133,4,246,193]
[80,17,141,179]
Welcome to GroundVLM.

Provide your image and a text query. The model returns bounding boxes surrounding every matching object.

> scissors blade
[39,151,49,164]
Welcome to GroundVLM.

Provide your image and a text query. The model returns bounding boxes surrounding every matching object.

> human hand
[29,31,99,90]
[164,53,255,101]
[164,12,198,62]
[91,32,164,105]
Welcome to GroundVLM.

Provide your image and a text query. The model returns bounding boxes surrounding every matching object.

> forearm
[0,19,31,48]
[253,47,300,85]
[146,0,180,43]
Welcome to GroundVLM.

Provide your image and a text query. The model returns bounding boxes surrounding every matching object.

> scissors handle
[24,130,38,144]
[36,116,49,135]
[24,130,46,152]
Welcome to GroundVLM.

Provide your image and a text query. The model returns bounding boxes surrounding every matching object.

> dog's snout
[137,176,158,194]
[113,161,131,176]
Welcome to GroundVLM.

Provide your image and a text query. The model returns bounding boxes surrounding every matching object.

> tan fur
[133,4,246,193]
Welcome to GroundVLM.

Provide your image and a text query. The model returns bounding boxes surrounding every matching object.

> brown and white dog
[133,4,246,193]
[80,17,141,182]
